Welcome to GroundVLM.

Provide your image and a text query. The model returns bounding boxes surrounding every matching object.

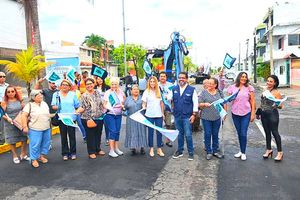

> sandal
[13,157,20,164]
[20,155,30,161]
[63,156,68,161]
[31,160,39,168]
[38,156,48,164]
[89,154,96,159]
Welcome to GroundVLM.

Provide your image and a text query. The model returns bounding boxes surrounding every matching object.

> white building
[262,2,300,87]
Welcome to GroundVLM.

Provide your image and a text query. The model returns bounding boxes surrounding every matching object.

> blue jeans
[146,117,163,148]
[104,114,122,141]
[174,117,194,155]
[232,112,251,154]
[77,114,86,139]
[28,128,51,160]
[202,119,221,154]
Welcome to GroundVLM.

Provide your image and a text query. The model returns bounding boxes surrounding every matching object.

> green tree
[0,47,52,96]
[257,63,271,80]
[112,44,146,81]
[184,56,197,72]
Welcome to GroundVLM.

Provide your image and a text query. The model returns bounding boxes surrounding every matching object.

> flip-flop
[13,157,20,164]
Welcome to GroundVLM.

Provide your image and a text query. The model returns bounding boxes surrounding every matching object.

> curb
[0,126,60,154]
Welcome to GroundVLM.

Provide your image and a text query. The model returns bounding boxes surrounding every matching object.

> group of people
[0,69,284,168]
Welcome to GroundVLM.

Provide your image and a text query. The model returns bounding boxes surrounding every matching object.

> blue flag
[0,105,5,119]
[142,59,152,76]
[66,68,76,83]
[223,53,236,69]
[108,92,120,107]
[91,64,108,80]
[45,71,61,82]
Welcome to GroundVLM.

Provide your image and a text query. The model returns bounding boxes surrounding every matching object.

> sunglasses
[0,76,6,78]
[7,90,15,94]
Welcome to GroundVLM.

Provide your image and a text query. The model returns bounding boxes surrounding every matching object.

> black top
[41,88,58,114]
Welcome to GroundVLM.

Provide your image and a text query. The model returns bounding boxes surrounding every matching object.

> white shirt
[167,84,198,112]
[0,83,9,102]
[142,90,163,118]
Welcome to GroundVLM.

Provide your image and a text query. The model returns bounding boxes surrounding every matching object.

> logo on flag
[46,71,61,82]
[66,68,76,83]
[91,64,108,79]
[108,92,120,107]
[223,53,236,69]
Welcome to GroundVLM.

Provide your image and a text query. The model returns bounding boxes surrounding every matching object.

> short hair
[159,71,167,77]
[60,79,72,87]
[211,78,219,90]
[110,77,120,85]
[84,78,95,84]
[268,75,279,89]
[179,71,188,79]
[30,90,42,102]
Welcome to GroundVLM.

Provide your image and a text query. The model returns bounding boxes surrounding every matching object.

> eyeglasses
[178,77,186,79]
[86,82,94,86]
[61,84,70,87]
[0,76,6,78]
[7,90,15,94]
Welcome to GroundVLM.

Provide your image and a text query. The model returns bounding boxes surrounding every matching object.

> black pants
[82,119,103,155]
[261,109,282,151]
[58,122,76,156]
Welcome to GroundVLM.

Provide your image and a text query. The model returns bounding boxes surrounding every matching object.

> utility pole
[245,39,249,71]
[238,42,241,70]
[122,0,127,75]
[268,8,274,74]
[253,30,257,83]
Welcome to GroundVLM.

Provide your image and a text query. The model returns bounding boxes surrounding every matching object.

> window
[278,37,284,50]
[87,50,91,56]
[288,34,300,46]
[279,66,285,75]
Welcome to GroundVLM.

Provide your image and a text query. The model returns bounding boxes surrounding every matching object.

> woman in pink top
[103,77,126,158]
[227,72,256,161]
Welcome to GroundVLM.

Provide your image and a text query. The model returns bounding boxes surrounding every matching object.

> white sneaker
[115,148,124,156]
[241,154,247,161]
[234,152,242,158]
[109,150,119,158]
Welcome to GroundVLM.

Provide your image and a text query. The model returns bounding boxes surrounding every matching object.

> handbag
[13,103,31,131]
[87,119,97,128]
[51,92,61,126]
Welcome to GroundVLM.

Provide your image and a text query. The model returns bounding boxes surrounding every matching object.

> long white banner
[129,109,179,142]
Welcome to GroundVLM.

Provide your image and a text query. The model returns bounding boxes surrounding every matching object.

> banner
[262,90,287,106]
[109,92,120,107]
[91,64,108,80]
[142,59,152,76]
[223,53,236,69]
[130,109,179,142]
[58,113,78,128]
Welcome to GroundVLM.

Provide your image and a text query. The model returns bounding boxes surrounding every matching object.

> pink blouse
[104,89,125,115]
[227,84,254,116]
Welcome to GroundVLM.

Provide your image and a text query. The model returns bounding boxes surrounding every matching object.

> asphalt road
[0,84,299,200]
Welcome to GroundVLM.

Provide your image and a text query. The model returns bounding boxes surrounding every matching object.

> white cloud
[38,0,293,66]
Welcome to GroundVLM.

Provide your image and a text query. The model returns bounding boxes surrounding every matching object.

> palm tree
[22,0,45,78]
[82,34,107,65]
[0,47,52,96]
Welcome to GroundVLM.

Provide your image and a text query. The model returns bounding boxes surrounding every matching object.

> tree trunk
[23,0,45,79]
[133,58,139,84]
[27,82,31,99]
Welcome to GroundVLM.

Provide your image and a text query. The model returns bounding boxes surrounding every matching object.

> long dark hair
[235,72,249,87]
[268,75,279,89]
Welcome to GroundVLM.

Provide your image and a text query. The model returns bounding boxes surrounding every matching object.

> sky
[38,0,293,67]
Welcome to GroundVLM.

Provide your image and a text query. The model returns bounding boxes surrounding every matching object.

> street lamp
[122,0,127,75]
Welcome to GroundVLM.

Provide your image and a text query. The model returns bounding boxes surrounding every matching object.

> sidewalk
[254,81,300,104]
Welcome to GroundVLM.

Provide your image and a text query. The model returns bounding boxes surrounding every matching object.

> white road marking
[255,120,276,147]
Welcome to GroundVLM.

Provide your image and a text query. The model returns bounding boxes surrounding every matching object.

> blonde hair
[110,77,120,85]
[146,76,161,98]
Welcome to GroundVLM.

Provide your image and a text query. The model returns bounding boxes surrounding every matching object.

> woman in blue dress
[124,85,147,155]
